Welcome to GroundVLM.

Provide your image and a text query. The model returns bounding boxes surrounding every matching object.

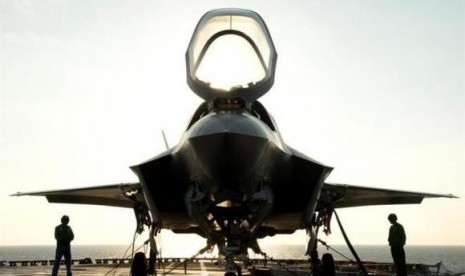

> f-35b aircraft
[15,8,456,275]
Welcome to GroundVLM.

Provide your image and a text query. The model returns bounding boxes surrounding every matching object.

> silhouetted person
[52,215,74,276]
[388,213,406,276]
[321,253,336,276]
[131,252,147,276]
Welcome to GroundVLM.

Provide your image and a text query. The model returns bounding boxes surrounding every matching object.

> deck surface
[0,262,235,276]
[1,259,453,276]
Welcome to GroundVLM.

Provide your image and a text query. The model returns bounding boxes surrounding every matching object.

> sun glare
[195,34,266,91]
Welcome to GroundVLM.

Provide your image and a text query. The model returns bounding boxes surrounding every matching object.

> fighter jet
[14,8,456,275]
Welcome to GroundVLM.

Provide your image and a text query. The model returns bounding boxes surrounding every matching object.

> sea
[1,245,464,273]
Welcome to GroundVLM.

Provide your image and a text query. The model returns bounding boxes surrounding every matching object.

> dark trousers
[52,243,72,276]
[390,246,406,276]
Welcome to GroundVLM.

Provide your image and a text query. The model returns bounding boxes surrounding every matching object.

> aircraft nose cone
[189,132,269,188]
[187,113,273,188]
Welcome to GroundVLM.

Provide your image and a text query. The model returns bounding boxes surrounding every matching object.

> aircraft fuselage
[132,101,331,257]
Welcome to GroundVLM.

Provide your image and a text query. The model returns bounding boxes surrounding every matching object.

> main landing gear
[306,206,369,276]
[129,224,159,276]
[131,201,159,276]
[147,226,158,276]
[305,207,333,275]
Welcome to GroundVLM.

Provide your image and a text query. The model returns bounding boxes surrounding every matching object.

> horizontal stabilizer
[320,182,458,209]
[11,183,141,208]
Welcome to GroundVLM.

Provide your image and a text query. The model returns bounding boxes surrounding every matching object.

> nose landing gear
[225,256,242,276]
[224,246,244,276]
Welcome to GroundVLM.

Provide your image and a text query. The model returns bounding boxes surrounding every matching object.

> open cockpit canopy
[186,8,277,102]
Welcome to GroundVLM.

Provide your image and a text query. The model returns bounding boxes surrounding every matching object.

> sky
[1,0,464,253]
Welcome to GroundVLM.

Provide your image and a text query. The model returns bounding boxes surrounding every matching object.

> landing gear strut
[307,225,320,275]
[307,207,369,276]
[148,226,159,276]
[224,251,243,276]
[306,208,332,275]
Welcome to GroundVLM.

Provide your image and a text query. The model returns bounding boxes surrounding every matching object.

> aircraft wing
[320,182,458,209]
[11,183,141,208]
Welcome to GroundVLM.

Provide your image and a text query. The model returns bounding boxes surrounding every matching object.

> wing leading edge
[13,182,457,210]
[11,183,141,208]
[319,182,458,209]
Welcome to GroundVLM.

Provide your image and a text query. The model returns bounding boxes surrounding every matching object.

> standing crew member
[388,213,406,276]
[52,215,74,276]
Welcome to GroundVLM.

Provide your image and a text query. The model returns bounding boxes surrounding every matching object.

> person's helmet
[61,215,70,224]
[388,213,397,221]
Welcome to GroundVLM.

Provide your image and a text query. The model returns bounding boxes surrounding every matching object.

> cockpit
[186,9,277,102]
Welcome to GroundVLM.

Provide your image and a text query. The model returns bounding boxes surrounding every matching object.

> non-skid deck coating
[0,259,458,276]
[0,261,249,276]
[0,262,229,276]
[0,264,130,276]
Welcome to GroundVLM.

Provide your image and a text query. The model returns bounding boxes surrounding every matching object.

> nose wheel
[225,252,242,276]
[224,268,242,276]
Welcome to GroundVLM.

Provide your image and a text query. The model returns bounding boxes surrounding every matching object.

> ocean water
[0,244,464,273]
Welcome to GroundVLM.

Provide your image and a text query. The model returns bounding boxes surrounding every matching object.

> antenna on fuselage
[161,130,169,150]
